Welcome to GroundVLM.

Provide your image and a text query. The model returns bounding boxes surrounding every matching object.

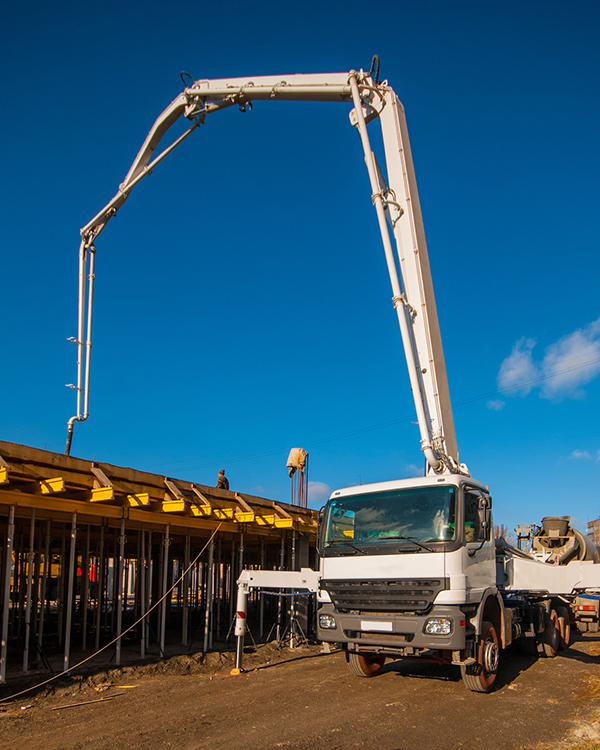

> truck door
[462,487,495,601]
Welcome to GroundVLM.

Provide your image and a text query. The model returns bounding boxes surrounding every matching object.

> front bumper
[317,602,467,652]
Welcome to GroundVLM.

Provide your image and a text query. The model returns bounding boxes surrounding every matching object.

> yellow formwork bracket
[214,507,234,520]
[235,511,255,524]
[128,493,150,507]
[0,467,9,484]
[162,499,186,513]
[190,504,212,517]
[91,487,115,502]
[255,514,275,526]
[274,518,294,529]
[40,477,65,494]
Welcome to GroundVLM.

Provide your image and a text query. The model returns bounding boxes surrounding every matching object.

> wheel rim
[482,638,499,674]
[476,622,499,690]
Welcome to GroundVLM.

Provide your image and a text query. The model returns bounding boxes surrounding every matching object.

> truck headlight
[424,617,453,635]
[319,614,337,630]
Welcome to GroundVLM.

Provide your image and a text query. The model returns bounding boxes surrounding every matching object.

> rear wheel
[541,609,560,657]
[347,651,386,678]
[556,606,571,650]
[461,621,499,693]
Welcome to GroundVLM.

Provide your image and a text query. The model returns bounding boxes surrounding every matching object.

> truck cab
[317,475,500,688]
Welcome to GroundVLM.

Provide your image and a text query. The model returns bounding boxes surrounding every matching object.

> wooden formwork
[0,440,319,683]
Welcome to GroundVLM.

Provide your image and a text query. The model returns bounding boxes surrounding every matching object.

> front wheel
[461,621,499,693]
[347,651,386,677]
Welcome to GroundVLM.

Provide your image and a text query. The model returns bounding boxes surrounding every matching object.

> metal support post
[160,525,170,657]
[39,521,50,647]
[1,506,15,684]
[182,530,190,645]
[277,534,285,643]
[63,513,77,672]
[82,525,90,650]
[115,519,125,666]
[58,524,66,646]
[259,539,265,640]
[140,523,146,658]
[203,537,214,653]
[23,509,36,672]
[95,526,104,652]
[145,530,152,655]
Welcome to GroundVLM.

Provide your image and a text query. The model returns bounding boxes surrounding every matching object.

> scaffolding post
[182,530,190,645]
[22,509,36,672]
[140,523,146,658]
[115,519,125,665]
[95,525,104,652]
[38,520,51,647]
[160,525,170,657]
[63,513,77,672]
[1,506,15,684]
[203,537,214,653]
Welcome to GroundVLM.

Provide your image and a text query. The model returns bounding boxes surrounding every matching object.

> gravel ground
[2,636,600,749]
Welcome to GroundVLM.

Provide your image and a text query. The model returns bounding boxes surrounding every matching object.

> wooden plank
[234,493,253,513]
[0,490,124,519]
[273,503,292,519]
[90,465,113,487]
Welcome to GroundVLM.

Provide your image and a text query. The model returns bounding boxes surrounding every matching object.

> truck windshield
[323,486,456,549]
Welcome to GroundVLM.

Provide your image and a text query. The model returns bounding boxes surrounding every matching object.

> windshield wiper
[376,535,435,552]
[327,542,367,555]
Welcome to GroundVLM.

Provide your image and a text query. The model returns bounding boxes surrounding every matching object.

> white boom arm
[65,66,465,475]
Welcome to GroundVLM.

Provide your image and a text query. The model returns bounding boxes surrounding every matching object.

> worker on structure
[216,469,229,490]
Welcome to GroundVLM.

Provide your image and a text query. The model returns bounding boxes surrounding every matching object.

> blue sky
[2,0,599,536]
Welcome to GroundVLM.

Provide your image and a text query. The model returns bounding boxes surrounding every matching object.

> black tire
[541,609,560,657]
[347,651,386,678]
[556,606,571,650]
[461,621,499,693]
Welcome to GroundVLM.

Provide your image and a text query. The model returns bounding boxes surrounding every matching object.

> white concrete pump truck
[66,59,600,692]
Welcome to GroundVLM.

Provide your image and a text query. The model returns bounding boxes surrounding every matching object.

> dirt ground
[2,635,600,750]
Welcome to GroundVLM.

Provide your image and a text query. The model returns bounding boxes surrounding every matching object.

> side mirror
[477,495,492,537]
[316,506,325,556]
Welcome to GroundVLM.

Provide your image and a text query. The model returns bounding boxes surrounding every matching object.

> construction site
[0,439,318,683]
[2,29,600,747]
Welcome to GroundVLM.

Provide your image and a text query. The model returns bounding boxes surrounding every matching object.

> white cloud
[497,338,539,395]
[570,450,592,460]
[540,317,600,400]
[404,464,422,476]
[486,399,505,411]
[308,481,331,502]
[597,450,600,462]
[497,317,600,402]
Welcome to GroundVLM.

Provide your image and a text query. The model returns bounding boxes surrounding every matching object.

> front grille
[321,578,448,614]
